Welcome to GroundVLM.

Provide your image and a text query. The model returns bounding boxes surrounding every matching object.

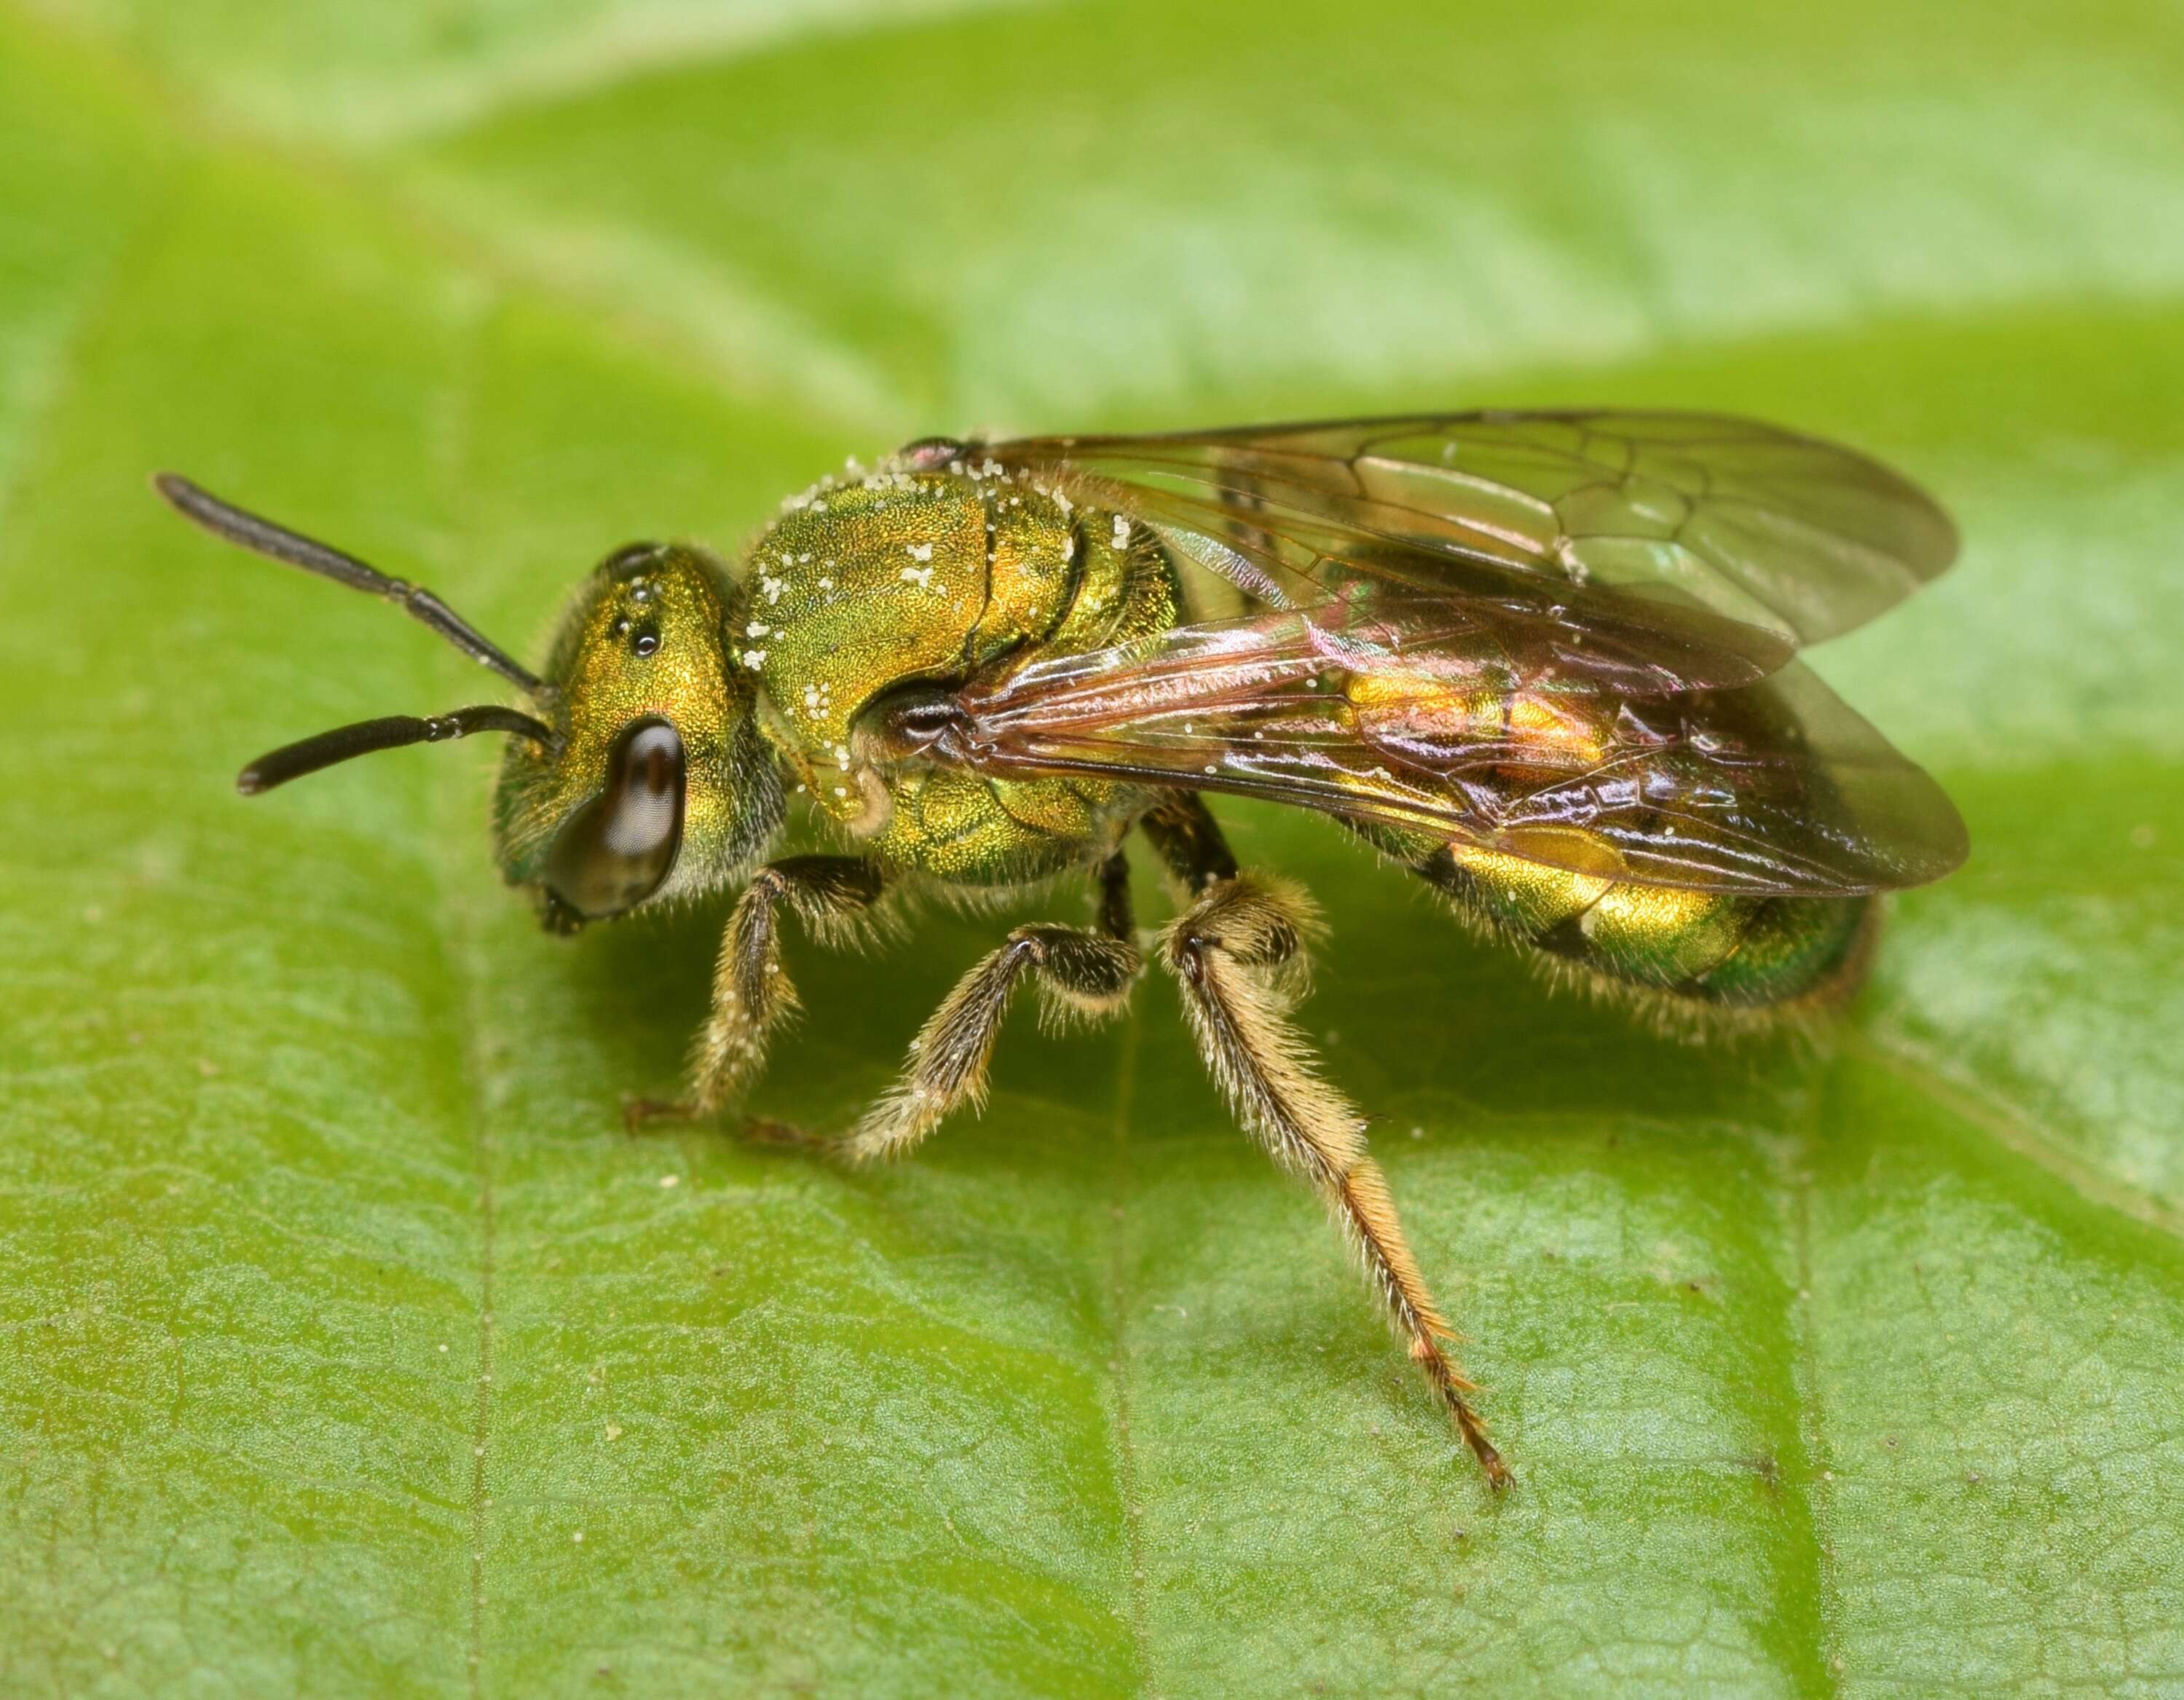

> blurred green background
[4,1,2183,1695]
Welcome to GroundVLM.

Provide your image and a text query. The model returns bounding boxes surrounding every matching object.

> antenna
[236,706,554,795]
[154,473,545,694]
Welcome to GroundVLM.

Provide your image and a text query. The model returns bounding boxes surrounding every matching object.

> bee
[158,412,1967,1487]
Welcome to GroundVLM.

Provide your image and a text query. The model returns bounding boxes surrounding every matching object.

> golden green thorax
[493,541,781,929]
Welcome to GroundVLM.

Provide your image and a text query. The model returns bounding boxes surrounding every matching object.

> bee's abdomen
[1415,841,1874,1012]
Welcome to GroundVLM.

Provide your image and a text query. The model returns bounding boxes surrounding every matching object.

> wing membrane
[990,410,1957,650]
[950,594,1966,897]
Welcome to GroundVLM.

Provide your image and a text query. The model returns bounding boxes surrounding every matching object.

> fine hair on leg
[1161,873,1508,1486]
[847,921,1138,1163]
[638,855,885,1126]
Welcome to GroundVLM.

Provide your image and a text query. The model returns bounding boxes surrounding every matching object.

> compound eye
[543,717,686,918]
[893,435,970,471]
[599,540,663,574]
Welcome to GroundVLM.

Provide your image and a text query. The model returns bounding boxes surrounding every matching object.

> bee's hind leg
[1146,797,1508,1487]
[626,854,886,1131]
[840,851,1139,1162]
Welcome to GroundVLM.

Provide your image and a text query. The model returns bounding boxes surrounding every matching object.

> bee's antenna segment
[237,705,554,795]
[154,472,545,694]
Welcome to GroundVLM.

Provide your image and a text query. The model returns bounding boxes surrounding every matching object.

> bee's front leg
[625,854,886,1131]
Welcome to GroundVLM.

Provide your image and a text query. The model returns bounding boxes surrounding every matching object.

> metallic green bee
[159,412,1967,1486]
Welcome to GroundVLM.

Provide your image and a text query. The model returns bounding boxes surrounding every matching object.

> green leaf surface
[4,1,2183,1694]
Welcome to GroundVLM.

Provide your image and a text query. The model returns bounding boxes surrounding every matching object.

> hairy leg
[843,851,1138,1162]
[1146,800,1507,1485]
[628,854,885,1128]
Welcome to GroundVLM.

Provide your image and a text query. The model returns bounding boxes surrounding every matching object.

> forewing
[950,597,1967,897]
[989,411,1957,650]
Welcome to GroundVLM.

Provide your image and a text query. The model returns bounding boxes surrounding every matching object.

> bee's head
[492,540,781,932]
[159,477,782,935]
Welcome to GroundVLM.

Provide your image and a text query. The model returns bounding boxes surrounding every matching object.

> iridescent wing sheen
[987,411,1958,651]
[947,591,1967,897]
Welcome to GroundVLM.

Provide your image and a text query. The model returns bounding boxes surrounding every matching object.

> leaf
[4,1,2183,1694]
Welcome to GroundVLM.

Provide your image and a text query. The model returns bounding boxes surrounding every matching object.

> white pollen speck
[833,785,848,798]
[1203,764,1218,776]
[906,541,934,562]
[746,621,770,637]
[818,576,834,590]
[658,1174,679,1188]
[901,565,935,588]
[741,649,768,667]
[572,1531,585,1544]
[1111,513,1130,548]
[1061,531,1076,564]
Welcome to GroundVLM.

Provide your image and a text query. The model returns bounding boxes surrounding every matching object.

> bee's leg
[842,851,1138,1162]
[626,854,886,1130]
[1138,793,1238,896]
[1159,868,1509,1488]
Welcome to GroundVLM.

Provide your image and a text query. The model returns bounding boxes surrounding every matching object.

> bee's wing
[950,594,1967,897]
[989,411,1957,651]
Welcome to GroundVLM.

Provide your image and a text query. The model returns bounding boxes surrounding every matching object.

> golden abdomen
[1421,841,1874,1012]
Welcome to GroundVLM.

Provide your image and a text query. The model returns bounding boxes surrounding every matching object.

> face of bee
[493,543,781,930]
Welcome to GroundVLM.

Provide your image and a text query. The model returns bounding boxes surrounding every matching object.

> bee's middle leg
[843,851,1138,1162]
